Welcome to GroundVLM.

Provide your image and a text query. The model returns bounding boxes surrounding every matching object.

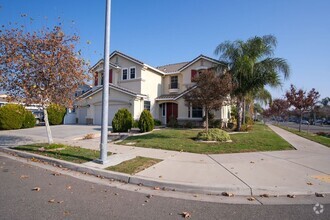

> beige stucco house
[75,51,231,126]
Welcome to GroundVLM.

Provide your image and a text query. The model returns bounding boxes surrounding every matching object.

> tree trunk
[242,98,246,125]
[236,98,242,131]
[299,113,302,132]
[43,108,54,144]
[205,108,209,133]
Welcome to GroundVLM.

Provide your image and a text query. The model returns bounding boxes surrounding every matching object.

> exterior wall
[75,88,135,125]
[141,68,163,120]
[181,58,218,91]
[110,55,143,93]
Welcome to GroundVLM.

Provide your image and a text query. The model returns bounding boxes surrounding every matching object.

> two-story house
[75,51,231,126]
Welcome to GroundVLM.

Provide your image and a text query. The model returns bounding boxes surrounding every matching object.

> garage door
[94,104,130,125]
[77,107,87,124]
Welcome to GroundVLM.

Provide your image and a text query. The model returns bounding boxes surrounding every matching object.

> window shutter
[109,69,113,83]
[191,70,197,82]
[94,72,98,86]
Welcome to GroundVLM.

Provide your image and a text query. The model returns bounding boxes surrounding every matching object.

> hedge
[138,110,154,133]
[47,104,66,125]
[112,108,133,132]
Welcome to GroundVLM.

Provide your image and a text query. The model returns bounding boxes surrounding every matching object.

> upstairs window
[144,101,151,111]
[170,76,178,89]
[130,67,136,79]
[122,68,128,80]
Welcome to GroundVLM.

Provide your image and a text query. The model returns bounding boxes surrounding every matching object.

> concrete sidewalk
[1,124,330,196]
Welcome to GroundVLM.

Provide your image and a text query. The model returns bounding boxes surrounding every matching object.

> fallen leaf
[58,201,64,204]
[66,186,72,190]
[287,194,295,198]
[52,173,61,176]
[222,192,234,197]
[20,175,29,179]
[181,211,191,218]
[38,147,45,152]
[48,199,55,203]
[306,182,313,185]
[114,193,118,196]
[159,176,162,178]
[154,187,160,190]
[146,195,153,199]
[250,161,255,164]
[32,187,41,191]
[315,192,325,197]
[260,194,269,198]
[193,194,198,198]
[247,197,255,201]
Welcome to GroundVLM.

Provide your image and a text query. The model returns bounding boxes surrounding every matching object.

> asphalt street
[272,122,330,134]
[0,155,329,220]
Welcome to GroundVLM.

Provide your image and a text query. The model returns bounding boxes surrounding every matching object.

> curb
[1,147,329,197]
[0,147,252,195]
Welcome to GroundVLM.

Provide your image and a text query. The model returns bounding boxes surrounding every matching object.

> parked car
[300,120,309,125]
[31,110,44,125]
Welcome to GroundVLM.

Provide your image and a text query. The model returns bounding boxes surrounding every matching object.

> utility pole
[99,0,111,164]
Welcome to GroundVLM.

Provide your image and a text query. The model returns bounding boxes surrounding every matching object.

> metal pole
[99,0,111,164]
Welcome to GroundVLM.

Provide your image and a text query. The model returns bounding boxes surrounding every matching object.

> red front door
[166,103,178,123]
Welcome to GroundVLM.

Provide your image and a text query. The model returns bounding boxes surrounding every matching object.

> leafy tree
[267,99,290,124]
[320,97,330,107]
[215,35,290,131]
[285,84,320,131]
[0,25,88,143]
[184,69,234,132]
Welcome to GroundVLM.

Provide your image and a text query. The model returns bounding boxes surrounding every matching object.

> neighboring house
[75,51,231,126]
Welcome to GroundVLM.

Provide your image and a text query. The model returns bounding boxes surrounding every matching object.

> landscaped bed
[119,124,293,154]
[277,125,330,147]
[106,156,162,175]
[14,143,107,164]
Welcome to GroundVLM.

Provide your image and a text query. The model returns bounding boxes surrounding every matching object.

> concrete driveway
[0,125,106,147]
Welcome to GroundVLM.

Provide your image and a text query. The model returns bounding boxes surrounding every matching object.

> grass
[105,156,162,175]
[277,125,330,147]
[119,123,293,154]
[14,143,108,164]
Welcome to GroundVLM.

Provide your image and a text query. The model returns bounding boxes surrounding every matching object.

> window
[192,106,203,118]
[122,69,128,80]
[130,67,136,79]
[170,76,178,89]
[144,101,151,111]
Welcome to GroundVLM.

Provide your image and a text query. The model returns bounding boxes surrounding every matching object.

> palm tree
[215,35,290,131]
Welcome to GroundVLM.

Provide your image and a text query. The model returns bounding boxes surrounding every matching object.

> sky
[0,0,329,100]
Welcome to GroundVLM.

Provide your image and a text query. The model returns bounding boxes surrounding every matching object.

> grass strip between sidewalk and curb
[119,124,293,154]
[105,156,162,175]
[277,125,330,147]
[13,143,111,164]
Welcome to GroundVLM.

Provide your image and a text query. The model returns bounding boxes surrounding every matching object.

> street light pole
[99,0,111,164]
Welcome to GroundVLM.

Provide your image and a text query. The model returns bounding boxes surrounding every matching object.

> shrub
[22,110,36,128]
[211,119,223,128]
[47,104,66,125]
[132,120,139,128]
[154,119,162,126]
[112,108,133,132]
[138,110,154,132]
[184,121,194,128]
[197,129,231,142]
[0,104,26,130]
[167,115,178,128]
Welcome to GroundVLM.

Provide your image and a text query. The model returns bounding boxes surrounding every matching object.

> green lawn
[106,156,162,175]
[14,143,106,164]
[119,124,293,154]
[277,126,330,147]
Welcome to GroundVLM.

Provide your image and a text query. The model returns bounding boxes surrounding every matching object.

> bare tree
[184,69,234,132]
[0,25,89,143]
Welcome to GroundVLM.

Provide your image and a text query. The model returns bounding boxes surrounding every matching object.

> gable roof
[78,84,147,100]
[155,85,197,101]
[178,55,227,72]
[156,62,189,74]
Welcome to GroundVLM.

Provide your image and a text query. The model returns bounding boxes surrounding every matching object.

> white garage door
[94,104,130,125]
